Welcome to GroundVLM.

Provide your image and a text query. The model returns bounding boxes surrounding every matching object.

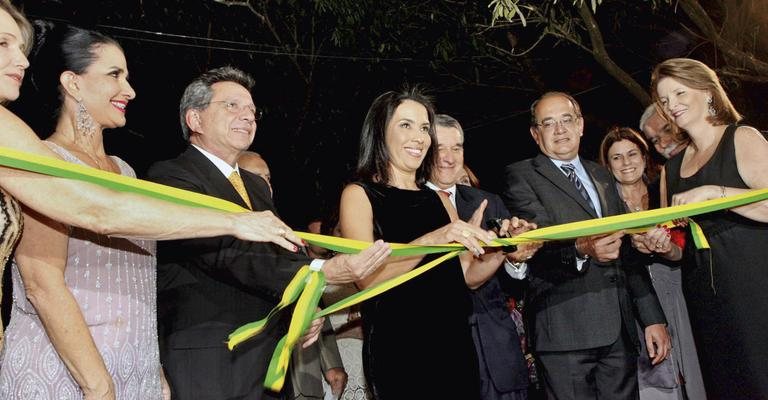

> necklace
[623,198,642,212]
[621,189,648,213]
[54,139,113,172]
[46,131,116,172]
[70,146,111,170]
[85,154,110,171]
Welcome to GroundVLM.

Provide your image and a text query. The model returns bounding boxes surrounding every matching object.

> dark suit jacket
[502,154,665,353]
[455,185,529,393]
[147,146,309,400]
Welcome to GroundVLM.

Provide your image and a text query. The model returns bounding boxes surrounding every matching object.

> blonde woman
[644,57,768,399]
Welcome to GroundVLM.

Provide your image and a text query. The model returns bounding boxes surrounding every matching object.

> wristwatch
[574,244,590,261]
[505,257,526,269]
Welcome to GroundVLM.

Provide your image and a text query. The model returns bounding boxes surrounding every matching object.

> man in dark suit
[427,114,538,400]
[147,66,389,400]
[237,154,348,400]
[502,92,670,400]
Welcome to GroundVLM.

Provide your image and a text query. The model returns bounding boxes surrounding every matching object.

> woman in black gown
[637,58,768,399]
[338,88,521,399]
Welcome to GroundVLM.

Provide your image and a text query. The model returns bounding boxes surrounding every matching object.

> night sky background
[9,0,768,228]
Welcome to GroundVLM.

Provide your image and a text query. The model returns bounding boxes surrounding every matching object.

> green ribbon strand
[2,146,767,392]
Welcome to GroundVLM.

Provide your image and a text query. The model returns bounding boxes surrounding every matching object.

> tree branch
[576,1,650,105]
[678,0,768,79]
[211,0,309,83]
[718,67,768,83]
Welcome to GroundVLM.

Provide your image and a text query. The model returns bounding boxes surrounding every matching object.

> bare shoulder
[341,182,367,201]
[734,125,766,142]
[734,125,768,153]
[340,183,373,212]
[731,125,768,188]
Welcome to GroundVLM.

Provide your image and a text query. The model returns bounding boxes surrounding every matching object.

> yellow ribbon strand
[227,265,311,350]
[264,270,326,391]
[0,146,248,213]
[3,145,767,392]
[317,250,462,318]
[1,144,761,253]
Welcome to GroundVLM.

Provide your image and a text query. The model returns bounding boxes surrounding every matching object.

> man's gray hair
[179,66,255,140]
[639,104,657,133]
[434,114,465,142]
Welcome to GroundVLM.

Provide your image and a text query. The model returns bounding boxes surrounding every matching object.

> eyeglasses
[209,100,263,121]
[535,115,580,132]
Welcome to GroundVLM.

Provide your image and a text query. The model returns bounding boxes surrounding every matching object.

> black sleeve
[502,163,581,273]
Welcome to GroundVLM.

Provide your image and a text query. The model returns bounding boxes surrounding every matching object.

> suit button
[609,277,617,283]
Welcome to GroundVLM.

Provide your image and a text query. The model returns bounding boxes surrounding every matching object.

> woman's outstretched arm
[0,105,301,247]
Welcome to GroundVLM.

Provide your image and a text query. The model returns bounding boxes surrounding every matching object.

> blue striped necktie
[560,163,595,212]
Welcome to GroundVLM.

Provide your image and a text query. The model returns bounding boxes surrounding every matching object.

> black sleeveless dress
[355,182,480,400]
[665,125,768,399]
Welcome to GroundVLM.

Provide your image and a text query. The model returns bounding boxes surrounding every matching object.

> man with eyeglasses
[502,92,669,400]
[146,66,391,400]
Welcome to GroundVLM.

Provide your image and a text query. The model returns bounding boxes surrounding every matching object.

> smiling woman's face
[0,8,29,103]
[384,99,432,179]
[607,139,646,185]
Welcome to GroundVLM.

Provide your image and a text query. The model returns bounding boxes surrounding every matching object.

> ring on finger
[461,230,471,238]
[277,228,287,236]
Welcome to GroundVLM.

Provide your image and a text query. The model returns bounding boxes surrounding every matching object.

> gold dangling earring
[707,96,717,117]
[76,98,96,137]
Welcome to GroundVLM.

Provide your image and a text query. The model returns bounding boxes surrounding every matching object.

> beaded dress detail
[0,142,160,399]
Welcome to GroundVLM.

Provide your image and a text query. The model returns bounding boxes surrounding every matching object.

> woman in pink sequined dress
[0,23,165,400]
[0,9,304,399]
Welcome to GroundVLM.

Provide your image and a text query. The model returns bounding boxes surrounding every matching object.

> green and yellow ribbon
[264,268,326,391]
[227,265,312,350]
[0,146,248,213]
[1,145,765,391]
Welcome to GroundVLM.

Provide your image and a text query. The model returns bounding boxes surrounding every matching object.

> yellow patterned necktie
[228,170,252,209]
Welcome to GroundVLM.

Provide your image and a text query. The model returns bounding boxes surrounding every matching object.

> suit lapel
[532,153,598,218]
[240,171,275,212]
[181,146,251,209]
[584,160,611,217]
[455,185,474,222]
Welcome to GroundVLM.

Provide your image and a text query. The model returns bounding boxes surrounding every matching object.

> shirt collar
[192,144,241,178]
[426,181,456,197]
[426,181,457,207]
[549,156,584,175]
